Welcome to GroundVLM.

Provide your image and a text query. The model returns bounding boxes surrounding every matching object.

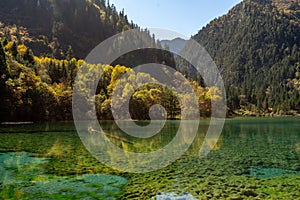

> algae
[0,152,127,199]
[0,118,299,199]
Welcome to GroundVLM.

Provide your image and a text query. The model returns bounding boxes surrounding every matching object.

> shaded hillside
[0,0,135,58]
[0,0,176,69]
[193,0,300,115]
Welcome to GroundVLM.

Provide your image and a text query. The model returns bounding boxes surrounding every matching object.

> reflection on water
[119,118,300,199]
[1,118,299,172]
[99,120,181,153]
[220,118,300,170]
[79,120,201,172]
[0,118,299,199]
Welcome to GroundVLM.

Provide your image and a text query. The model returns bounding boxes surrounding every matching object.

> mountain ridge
[160,37,187,56]
[0,0,134,59]
[193,0,300,115]
[1,0,299,117]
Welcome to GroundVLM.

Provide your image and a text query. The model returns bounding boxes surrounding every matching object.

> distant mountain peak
[160,38,187,55]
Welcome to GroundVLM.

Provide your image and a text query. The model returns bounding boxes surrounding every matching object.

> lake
[0,118,299,199]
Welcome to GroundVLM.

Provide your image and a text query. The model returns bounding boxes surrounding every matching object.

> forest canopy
[0,39,222,122]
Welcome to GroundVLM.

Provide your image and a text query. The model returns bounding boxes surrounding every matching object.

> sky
[109,0,243,40]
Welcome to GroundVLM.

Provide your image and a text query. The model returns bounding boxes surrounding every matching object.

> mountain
[0,0,176,67]
[193,0,300,116]
[160,38,187,55]
[0,0,177,121]
[0,0,136,59]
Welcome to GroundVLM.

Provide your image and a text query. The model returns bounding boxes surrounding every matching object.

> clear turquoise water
[0,117,299,199]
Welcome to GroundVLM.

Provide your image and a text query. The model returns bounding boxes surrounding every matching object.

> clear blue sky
[109,0,243,40]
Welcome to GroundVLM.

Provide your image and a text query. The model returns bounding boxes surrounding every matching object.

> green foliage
[0,0,175,68]
[0,41,8,85]
[0,41,218,122]
[0,41,10,120]
[192,0,300,116]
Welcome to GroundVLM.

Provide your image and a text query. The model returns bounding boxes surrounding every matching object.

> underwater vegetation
[0,151,127,199]
[0,118,299,199]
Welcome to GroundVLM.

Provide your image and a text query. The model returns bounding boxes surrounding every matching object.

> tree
[0,42,7,78]
[66,45,74,61]
[0,42,9,121]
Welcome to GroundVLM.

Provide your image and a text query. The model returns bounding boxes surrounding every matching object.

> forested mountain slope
[0,0,178,121]
[194,0,300,115]
[0,0,138,59]
[0,41,220,121]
